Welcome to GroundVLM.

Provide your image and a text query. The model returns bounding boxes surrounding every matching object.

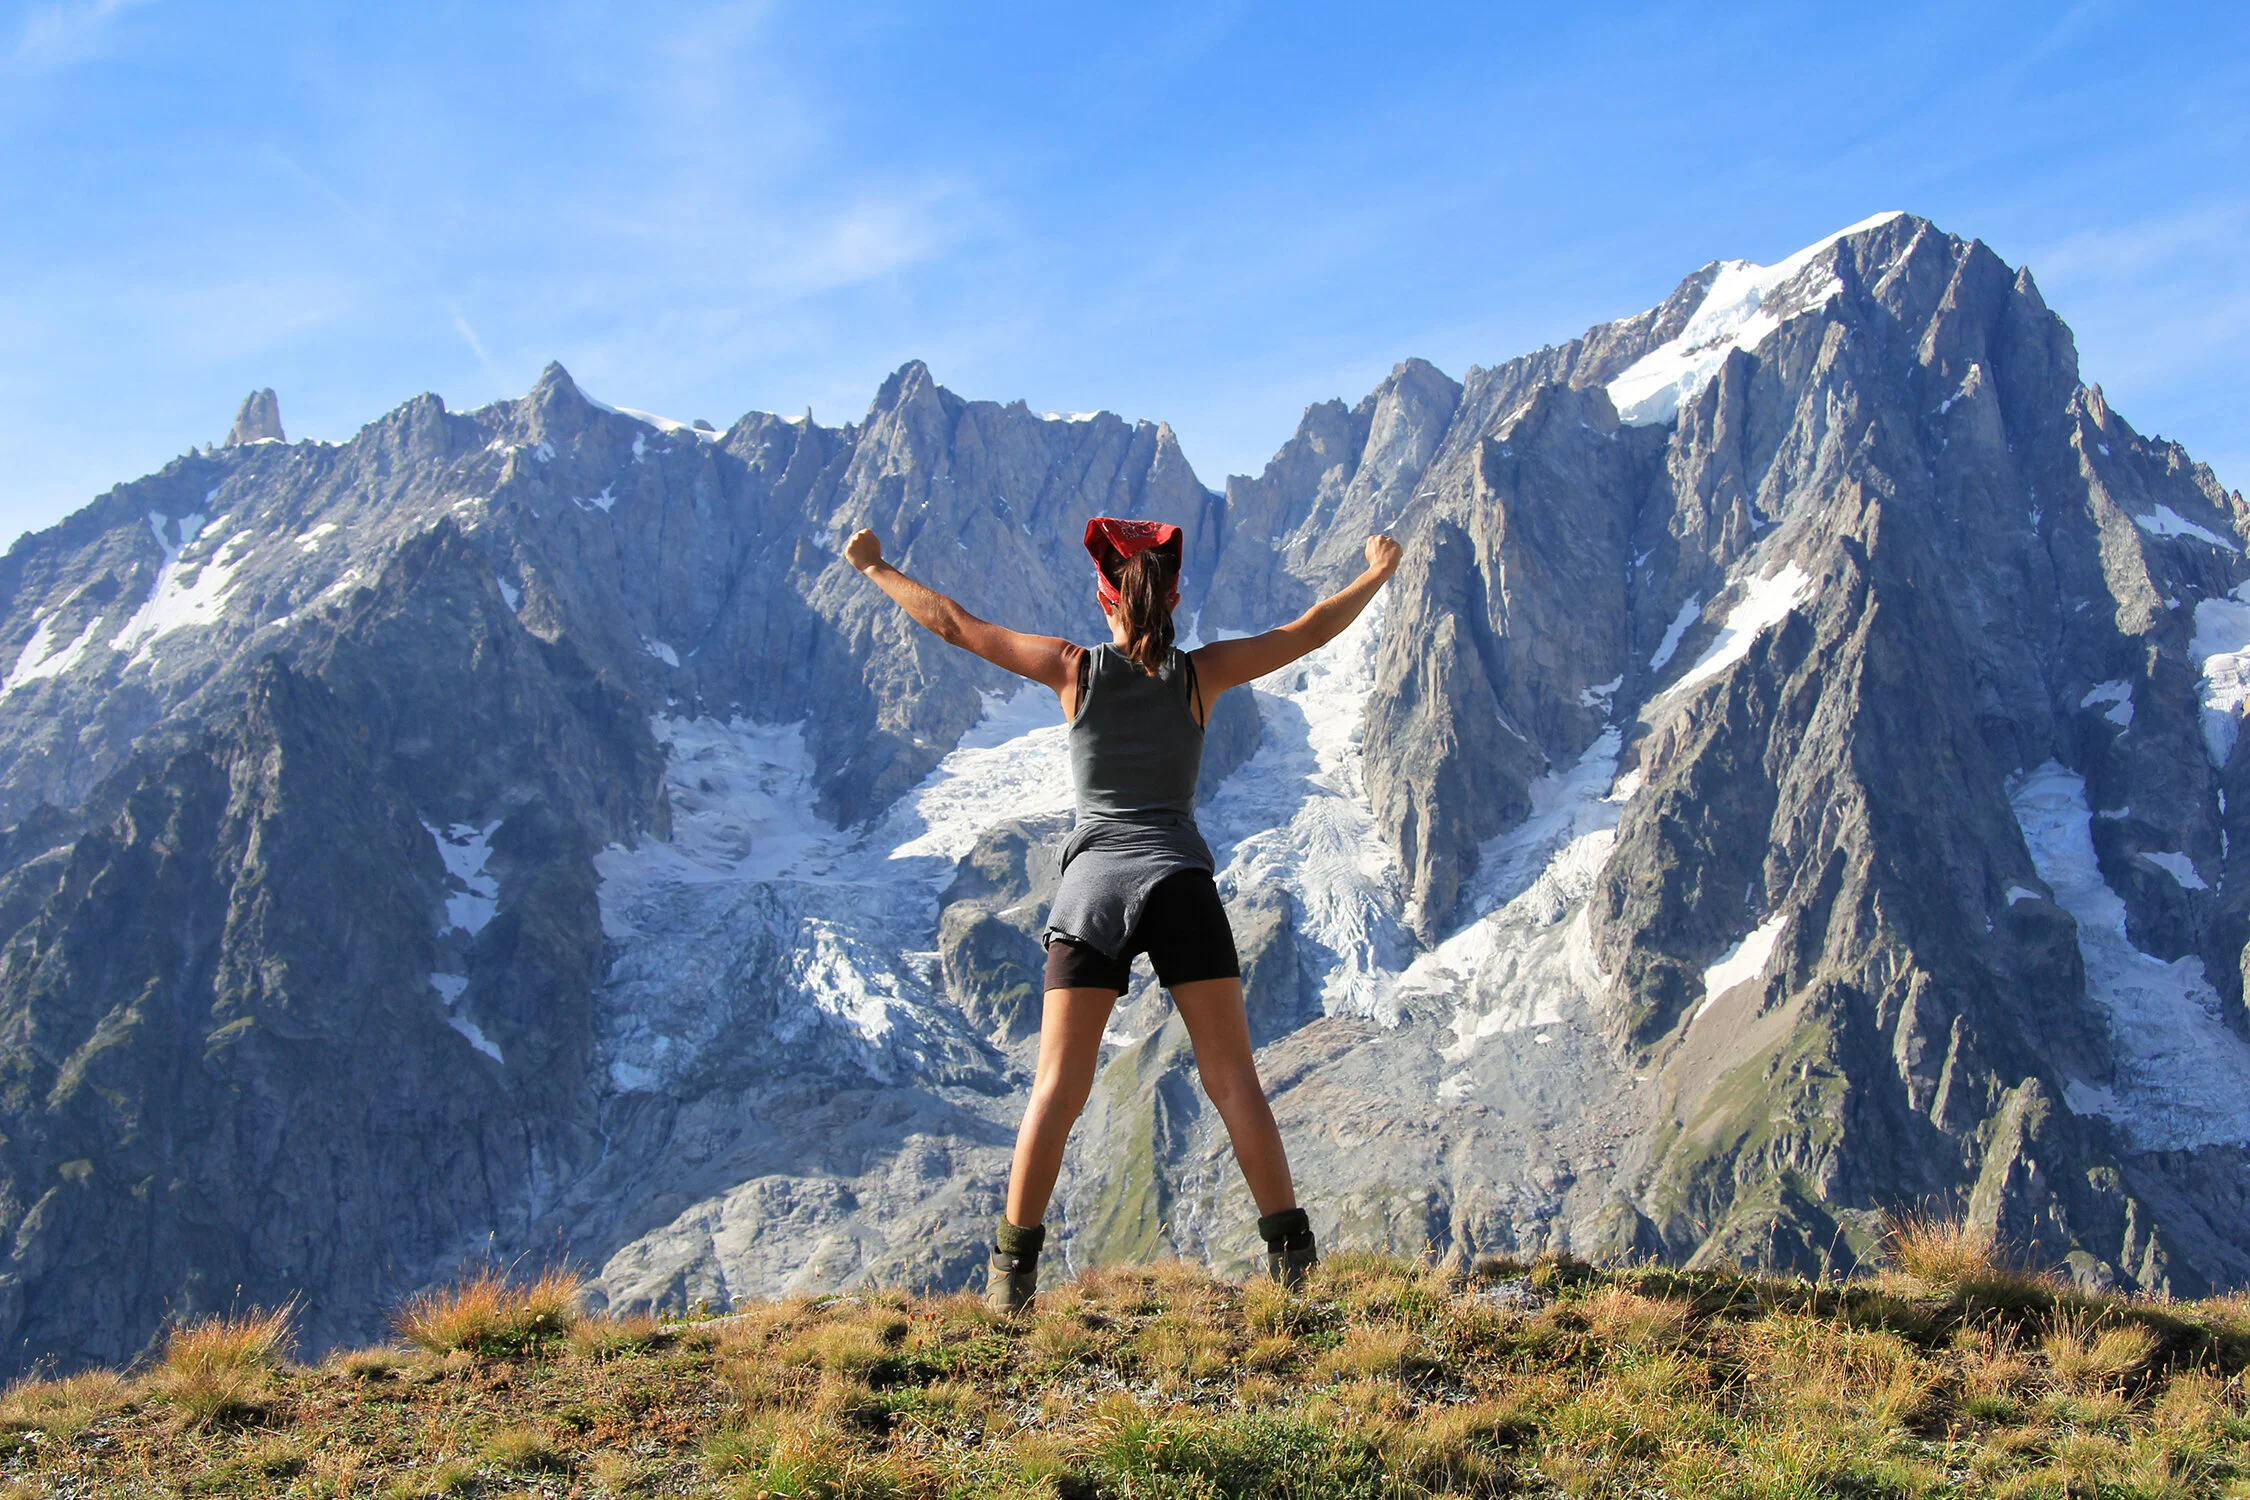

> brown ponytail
[1112,548,1177,674]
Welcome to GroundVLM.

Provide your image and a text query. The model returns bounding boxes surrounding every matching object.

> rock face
[2,213,2248,1373]
[227,389,285,446]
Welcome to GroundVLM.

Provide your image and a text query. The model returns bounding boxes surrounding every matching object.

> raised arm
[1192,534,1403,698]
[846,529,1080,704]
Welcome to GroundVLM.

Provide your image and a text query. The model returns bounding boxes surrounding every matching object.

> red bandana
[1083,517,1183,610]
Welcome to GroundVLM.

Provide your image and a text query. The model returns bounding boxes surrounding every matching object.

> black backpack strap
[1183,650,1205,727]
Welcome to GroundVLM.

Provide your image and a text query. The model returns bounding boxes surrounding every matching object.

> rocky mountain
[2,210,2246,1374]
[227,389,285,448]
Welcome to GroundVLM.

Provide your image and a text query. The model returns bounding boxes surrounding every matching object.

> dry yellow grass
[335,1344,412,1380]
[481,1422,569,1472]
[1134,1312,1232,1379]
[1241,1332,1298,1372]
[7,1251,2250,1497]
[1955,1323,2039,1421]
[568,1308,666,1361]
[1026,1315,1092,1363]
[206,1433,308,1484]
[162,1304,295,1369]
[583,1446,653,1493]
[1312,1324,1417,1382]
[392,1264,581,1356]
[1750,1314,1941,1427]
[0,1368,135,1440]
[2044,1307,2161,1391]
[145,1304,294,1428]
[1881,1209,2053,1305]
[1581,1285,1693,1350]
[780,1315,900,1374]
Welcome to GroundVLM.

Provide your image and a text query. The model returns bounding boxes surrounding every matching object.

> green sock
[996,1220,1045,1259]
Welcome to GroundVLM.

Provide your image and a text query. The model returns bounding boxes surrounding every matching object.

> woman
[845,518,1402,1309]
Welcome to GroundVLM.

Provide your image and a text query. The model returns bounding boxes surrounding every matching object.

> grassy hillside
[4,1227,2248,1498]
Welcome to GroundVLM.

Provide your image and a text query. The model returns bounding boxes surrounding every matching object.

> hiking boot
[985,1220,1044,1313]
[1259,1208,1317,1290]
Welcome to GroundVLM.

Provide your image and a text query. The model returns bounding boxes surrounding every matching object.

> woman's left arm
[847,529,1079,699]
[1192,534,1402,698]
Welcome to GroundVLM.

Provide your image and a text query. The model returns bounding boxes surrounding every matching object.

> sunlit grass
[8,1229,2250,1497]
[392,1264,581,1356]
[0,1367,135,1441]
[146,1304,295,1428]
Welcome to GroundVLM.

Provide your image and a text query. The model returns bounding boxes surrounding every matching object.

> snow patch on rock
[2135,505,2238,552]
[2141,851,2208,891]
[2009,762,2250,1151]
[428,821,501,935]
[110,514,248,666]
[1649,596,1701,671]
[2081,679,2135,728]
[1665,563,1811,697]
[1395,728,1627,1058]
[585,389,727,443]
[1695,913,1788,1021]
[2,613,105,697]
[2190,587,2250,766]
[448,1014,504,1063]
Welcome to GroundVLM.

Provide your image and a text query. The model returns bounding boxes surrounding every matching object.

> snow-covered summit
[1606,211,1906,425]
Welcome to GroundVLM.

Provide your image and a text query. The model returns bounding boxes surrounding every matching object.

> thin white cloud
[2020,200,2250,388]
[2028,200,2250,286]
[446,301,503,387]
[2017,0,2117,73]
[6,0,149,73]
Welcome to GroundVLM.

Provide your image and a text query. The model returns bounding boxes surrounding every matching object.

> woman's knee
[1197,1058,1268,1116]
[1026,1070,1095,1123]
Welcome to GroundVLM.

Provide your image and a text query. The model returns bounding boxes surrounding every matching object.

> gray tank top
[1069,644,1205,814]
[1040,645,1219,960]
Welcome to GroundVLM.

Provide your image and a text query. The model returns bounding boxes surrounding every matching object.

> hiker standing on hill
[846,518,1402,1310]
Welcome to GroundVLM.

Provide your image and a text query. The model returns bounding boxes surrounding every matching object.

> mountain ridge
[1,211,2247,1375]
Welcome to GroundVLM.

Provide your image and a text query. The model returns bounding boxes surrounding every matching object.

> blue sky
[1,1,2244,544]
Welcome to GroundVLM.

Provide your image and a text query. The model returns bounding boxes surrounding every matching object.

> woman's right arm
[847,529,1082,707]
[1192,534,1403,698]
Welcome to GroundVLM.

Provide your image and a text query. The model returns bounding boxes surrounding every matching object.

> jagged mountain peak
[226,388,284,446]
[524,360,606,444]
[871,357,946,416]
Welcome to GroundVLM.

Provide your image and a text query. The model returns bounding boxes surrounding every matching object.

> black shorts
[1042,869,1241,994]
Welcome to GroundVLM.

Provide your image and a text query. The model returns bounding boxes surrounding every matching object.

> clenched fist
[1365,533,1402,578]
[844,528,883,572]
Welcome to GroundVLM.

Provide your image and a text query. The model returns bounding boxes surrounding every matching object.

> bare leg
[1004,987,1117,1227]
[1169,976,1296,1215]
